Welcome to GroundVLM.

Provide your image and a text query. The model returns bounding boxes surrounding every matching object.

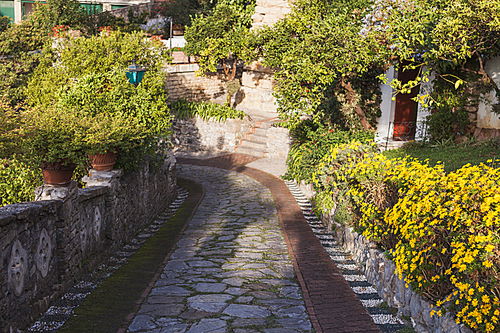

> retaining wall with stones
[295,182,472,333]
[332,223,473,333]
[0,157,177,333]
[166,64,226,103]
[236,62,277,113]
[172,116,255,152]
[266,126,291,158]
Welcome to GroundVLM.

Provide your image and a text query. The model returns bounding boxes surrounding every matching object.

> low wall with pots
[172,116,255,152]
[0,156,177,333]
[295,182,472,333]
[266,126,291,158]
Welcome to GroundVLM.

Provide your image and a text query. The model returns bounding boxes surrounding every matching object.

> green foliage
[382,139,500,173]
[170,99,245,121]
[34,0,88,32]
[184,1,256,88]
[26,31,168,108]
[256,0,386,127]
[20,106,89,167]
[56,71,171,157]
[0,16,10,33]
[0,156,42,207]
[0,9,50,105]
[284,120,374,183]
[85,10,146,36]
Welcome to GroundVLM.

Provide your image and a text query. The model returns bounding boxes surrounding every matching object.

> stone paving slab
[126,165,313,333]
[178,154,381,333]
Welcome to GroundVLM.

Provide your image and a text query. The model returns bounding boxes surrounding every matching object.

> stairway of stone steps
[234,118,277,157]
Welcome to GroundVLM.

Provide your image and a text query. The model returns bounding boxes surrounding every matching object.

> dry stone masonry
[0,157,177,333]
[166,64,227,102]
[294,182,473,333]
[172,116,255,153]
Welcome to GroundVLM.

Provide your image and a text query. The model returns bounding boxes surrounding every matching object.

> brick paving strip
[177,154,381,333]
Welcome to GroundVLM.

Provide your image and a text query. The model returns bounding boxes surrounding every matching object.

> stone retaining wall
[166,64,226,103]
[266,126,291,158]
[332,223,473,333]
[295,182,472,333]
[236,63,277,113]
[0,157,177,333]
[172,116,254,152]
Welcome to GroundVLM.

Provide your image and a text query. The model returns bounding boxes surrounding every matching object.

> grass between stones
[57,178,204,333]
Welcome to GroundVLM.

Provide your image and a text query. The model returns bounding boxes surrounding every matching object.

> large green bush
[311,141,500,332]
[284,120,374,183]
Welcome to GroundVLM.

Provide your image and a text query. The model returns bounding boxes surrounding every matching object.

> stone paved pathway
[127,165,313,333]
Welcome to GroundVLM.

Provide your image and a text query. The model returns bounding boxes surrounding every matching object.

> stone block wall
[252,0,291,30]
[266,126,291,158]
[333,223,473,333]
[0,201,61,332]
[166,64,226,102]
[0,157,177,333]
[172,116,255,152]
[236,63,277,113]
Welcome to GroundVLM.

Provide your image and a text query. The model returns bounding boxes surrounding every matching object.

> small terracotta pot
[172,29,184,36]
[88,152,117,171]
[41,161,76,186]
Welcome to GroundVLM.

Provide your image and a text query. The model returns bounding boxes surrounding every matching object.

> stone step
[239,140,267,150]
[234,146,265,157]
[246,133,267,143]
[257,121,274,130]
[254,128,268,136]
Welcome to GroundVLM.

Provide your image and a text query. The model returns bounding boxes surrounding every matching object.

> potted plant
[171,46,189,63]
[172,24,184,36]
[21,106,87,186]
[56,72,152,172]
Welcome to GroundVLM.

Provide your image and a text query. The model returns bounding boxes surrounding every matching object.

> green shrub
[284,120,374,183]
[170,99,245,121]
[312,140,500,332]
[0,156,42,207]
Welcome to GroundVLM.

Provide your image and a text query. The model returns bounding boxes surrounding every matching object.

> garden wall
[236,62,278,113]
[171,116,255,152]
[0,156,177,333]
[165,64,227,102]
[295,182,472,333]
[332,222,473,333]
[266,126,291,158]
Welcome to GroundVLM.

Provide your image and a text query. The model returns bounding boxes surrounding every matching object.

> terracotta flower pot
[172,29,184,36]
[41,161,76,186]
[88,151,117,171]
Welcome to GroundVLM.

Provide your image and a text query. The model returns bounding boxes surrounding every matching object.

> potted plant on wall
[172,23,184,36]
[56,71,156,172]
[21,106,87,186]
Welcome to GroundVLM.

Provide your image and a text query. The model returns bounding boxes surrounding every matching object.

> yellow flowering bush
[312,141,500,332]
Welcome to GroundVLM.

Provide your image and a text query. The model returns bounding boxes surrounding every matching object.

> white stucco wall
[414,70,434,141]
[478,57,500,129]
[375,67,397,142]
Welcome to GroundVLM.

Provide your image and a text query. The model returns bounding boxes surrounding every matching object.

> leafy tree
[26,31,168,107]
[184,1,256,105]
[255,0,388,129]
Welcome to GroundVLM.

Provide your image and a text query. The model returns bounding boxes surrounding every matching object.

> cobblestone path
[127,165,313,333]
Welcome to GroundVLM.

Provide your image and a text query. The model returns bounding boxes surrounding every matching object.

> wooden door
[393,63,419,140]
